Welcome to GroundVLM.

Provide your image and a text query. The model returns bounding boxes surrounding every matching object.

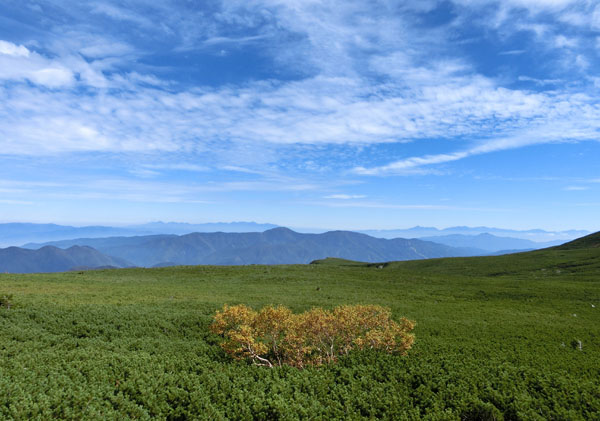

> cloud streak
[0,0,599,228]
[305,200,507,212]
[1,57,598,165]
[353,121,599,175]
[324,194,367,200]
[0,1,598,164]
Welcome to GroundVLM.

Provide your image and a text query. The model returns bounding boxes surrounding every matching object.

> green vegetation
[0,244,599,419]
[0,293,12,309]
[553,231,600,250]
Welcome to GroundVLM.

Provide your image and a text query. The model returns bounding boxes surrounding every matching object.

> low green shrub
[0,293,13,309]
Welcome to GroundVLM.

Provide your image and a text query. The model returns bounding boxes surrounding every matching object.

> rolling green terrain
[0,234,599,420]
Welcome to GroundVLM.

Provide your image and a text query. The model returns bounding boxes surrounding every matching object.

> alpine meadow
[1,233,599,419]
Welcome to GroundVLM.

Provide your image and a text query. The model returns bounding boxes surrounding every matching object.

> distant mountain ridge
[0,221,279,247]
[420,233,564,252]
[360,226,589,242]
[26,227,482,267]
[0,223,147,247]
[2,221,588,248]
[0,245,131,273]
[130,221,279,235]
[11,228,600,273]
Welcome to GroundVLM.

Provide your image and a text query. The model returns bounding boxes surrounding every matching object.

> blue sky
[0,0,599,231]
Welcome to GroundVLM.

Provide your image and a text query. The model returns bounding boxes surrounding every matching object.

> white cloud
[354,119,600,176]
[79,42,134,58]
[575,54,589,70]
[499,49,526,55]
[144,163,210,172]
[28,68,75,88]
[0,40,30,57]
[0,199,34,205]
[129,168,161,178]
[515,22,551,37]
[554,35,578,48]
[0,174,326,207]
[324,194,366,200]
[27,3,43,13]
[354,152,469,175]
[221,166,266,174]
[91,3,155,27]
[591,5,600,30]
[455,0,578,13]
[0,1,598,180]
[0,40,75,88]
[558,11,587,26]
[518,76,561,85]
[306,200,502,211]
[564,186,588,191]
[202,35,269,46]
[507,0,577,9]
[1,59,599,165]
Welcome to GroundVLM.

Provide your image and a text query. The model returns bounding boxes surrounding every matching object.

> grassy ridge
[1,247,599,419]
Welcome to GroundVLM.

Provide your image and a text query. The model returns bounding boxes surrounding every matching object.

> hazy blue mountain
[26,227,483,267]
[129,221,279,235]
[419,233,565,252]
[0,245,132,273]
[360,226,589,242]
[490,249,535,256]
[0,223,149,247]
[0,221,279,247]
[4,222,587,248]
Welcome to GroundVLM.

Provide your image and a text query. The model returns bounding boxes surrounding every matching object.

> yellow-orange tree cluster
[211,304,415,368]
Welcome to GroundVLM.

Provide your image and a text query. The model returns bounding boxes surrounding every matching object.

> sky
[0,0,599,232]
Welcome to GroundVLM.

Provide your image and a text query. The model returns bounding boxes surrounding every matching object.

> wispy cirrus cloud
[90,2,156,27]
[1,1,598,167]
[353,118,600,176]
[324,194,366,200]
[0,0,599,230]
[2,54,598,165]
[0,40,75,88]
[305,200,507,212]
[0,199,34,205]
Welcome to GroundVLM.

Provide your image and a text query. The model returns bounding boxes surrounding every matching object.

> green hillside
[309,257,369,266]
[0,243,599,419]
[554,230,600,250]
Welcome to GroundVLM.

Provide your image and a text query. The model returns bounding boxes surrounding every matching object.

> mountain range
[1,221,587,250]
[0,222,278,247]
[24,227,481,268]
[4,225,597,273]
[0,245,130,274]
[419,233,564,252]
[359,226,589,242]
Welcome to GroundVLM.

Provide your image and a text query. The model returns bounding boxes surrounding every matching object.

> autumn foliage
[211,304,415,368]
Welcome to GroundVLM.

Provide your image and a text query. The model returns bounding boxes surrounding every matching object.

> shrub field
[0,246,599,419]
